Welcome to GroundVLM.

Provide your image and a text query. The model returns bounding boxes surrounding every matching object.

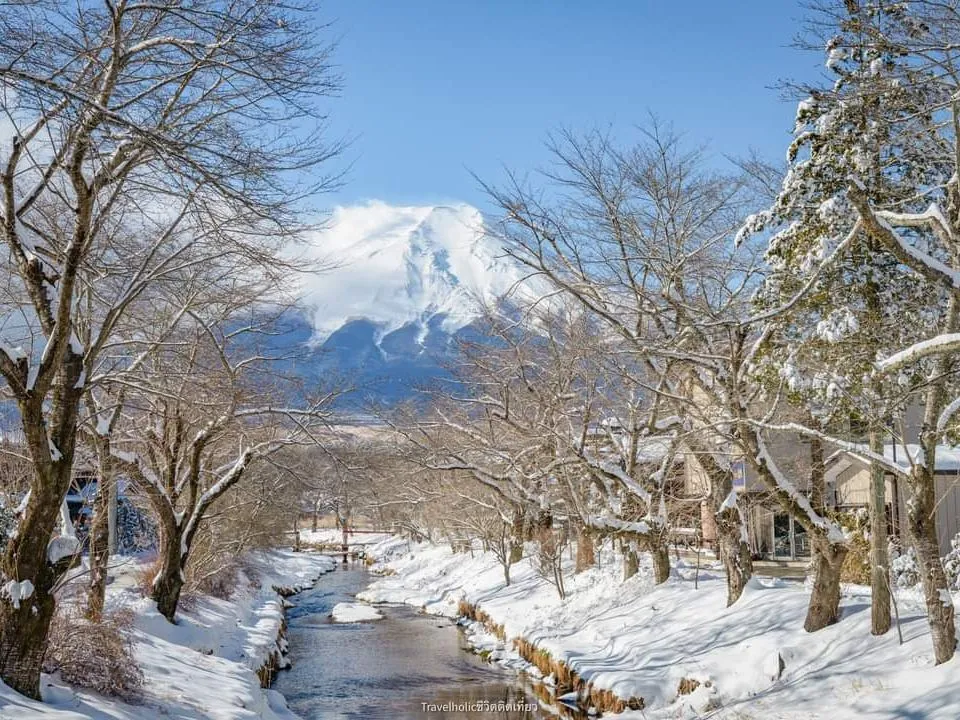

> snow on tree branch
[875,334,960,374]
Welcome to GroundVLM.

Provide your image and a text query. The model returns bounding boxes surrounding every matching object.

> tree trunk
[868,429,891,635]
[503,560,511,586]
[151,525,186,623]
[804,534,847,632]
[907,467,956,664]
[0,572,58,700]
[0,517,76,698]
[699,499,718,553]
[511,507,526,549]
[0,417,80,698]
[107,473,117,553]
[553,558,566,599]
[575,526,595,573]
[509,539,523,564]
[717,506,753,606]
[622,544,639,581]
[86,477,112,621]
[687,436,753,602]
[535,508,552,534]
[801,430,847,632]
[710,465,753,606]
[650,541,670,584]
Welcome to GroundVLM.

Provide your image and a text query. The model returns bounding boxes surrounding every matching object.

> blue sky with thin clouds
[321,1,825,212]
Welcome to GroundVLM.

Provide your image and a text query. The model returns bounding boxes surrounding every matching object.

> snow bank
[330,602,383,622]
[360,537,960,719]
[0,550,336,720]
[131,550,336,676]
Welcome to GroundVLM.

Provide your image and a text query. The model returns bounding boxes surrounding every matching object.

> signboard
[731,458,747,492]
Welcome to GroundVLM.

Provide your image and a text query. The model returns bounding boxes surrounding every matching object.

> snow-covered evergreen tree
[741,0,960,662]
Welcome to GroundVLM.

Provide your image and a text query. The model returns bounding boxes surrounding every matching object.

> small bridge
[289,528,392,561]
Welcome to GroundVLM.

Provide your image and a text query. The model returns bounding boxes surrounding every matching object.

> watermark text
[420,699,538,714]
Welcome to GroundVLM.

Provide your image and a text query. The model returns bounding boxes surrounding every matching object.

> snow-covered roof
[635,437,678,464]
[588,431,681,466]
[832,443,960,474]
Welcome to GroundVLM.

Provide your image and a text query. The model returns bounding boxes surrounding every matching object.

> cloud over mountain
[298,201,530,343]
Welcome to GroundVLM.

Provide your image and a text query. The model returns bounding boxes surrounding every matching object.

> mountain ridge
[300,201,529,346]
[293,201,533,405]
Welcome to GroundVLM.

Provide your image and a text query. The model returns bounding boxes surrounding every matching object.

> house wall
[744,429,813,492]
[748,504,774,557]
[680,430,814,554]
[833,462,960,555]
[832,466,896,507]
[682,451,711,497]
[935,475,960,555]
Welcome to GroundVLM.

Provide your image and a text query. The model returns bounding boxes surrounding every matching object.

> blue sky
[321,1,824,212]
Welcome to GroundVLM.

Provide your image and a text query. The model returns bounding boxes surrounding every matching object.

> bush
[189,556,240,600]
[183,527,242,601]
[134,555,162,598]
[942,533,960,591]
[43,608,143,701]
[890,544,920,588]
[837,511,871,585]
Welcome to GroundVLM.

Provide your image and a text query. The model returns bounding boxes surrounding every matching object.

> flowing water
[274,563,576,719]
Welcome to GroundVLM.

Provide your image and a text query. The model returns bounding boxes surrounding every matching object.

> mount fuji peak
[301,201,529,343]
[294,201,536,405]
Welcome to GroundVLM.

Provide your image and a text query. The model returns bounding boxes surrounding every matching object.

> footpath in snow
[359,536,960,719]
[0,549,336,720]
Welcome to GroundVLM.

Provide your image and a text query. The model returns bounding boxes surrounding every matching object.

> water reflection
[274,564,579,719]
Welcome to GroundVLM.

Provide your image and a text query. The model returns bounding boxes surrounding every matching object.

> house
[681,430,815,561]
[65,467,98,531]
[590,406,960,561]
[683,434,960,560]
[826,444,960,555]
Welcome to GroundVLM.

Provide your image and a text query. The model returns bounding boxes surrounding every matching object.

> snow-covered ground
[0,550,336,720]
[359,536,960,719]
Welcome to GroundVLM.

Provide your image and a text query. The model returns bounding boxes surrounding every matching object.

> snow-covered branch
[848,183,960,291]
[875,334,960,374]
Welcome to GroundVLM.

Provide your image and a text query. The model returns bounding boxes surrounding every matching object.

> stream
[274,563,577,719]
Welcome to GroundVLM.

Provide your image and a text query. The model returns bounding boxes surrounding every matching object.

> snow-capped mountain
[300,201,529,342]
[294,201,534,405]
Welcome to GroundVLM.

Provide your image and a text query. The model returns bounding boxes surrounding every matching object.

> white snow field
[359,536,960,719]
[0,549,335,720]
[329,602,383,622]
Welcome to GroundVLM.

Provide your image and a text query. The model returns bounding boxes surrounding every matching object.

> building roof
[829,444,960,474]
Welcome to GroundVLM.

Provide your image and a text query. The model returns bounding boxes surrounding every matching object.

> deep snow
[0,550,336,720]
[359,536,960,719]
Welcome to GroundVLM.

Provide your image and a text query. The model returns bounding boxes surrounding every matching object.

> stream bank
[274,563,574,719]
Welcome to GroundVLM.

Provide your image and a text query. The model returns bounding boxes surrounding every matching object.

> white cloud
[297,201,532,341]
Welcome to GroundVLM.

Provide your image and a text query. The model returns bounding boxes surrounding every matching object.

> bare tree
[0,0,339,693]
[484,127,850,618]
[105,300,335,621]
